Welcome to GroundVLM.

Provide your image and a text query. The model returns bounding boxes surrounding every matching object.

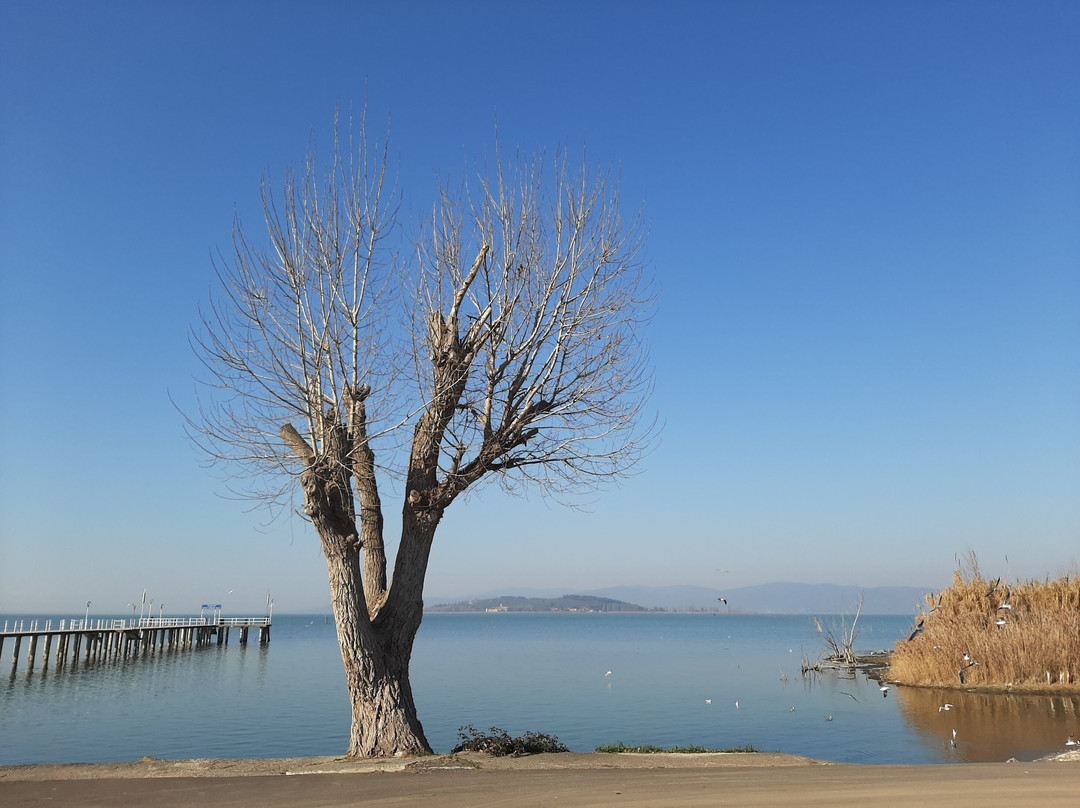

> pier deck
[1,615,272,674]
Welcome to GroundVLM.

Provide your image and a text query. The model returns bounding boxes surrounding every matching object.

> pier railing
[1,614,273,674]
[2,616,271,635]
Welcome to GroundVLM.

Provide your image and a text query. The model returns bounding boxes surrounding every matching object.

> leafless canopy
[190,112,400,506]
[191,121,656,516]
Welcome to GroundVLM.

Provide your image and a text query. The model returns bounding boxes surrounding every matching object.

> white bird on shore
[1066,735,1077,746]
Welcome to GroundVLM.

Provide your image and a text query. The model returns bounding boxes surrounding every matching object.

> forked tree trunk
[324,530,432,757]
[288,420,436,758]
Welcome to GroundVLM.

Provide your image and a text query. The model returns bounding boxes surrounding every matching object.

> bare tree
[190,114,656,757]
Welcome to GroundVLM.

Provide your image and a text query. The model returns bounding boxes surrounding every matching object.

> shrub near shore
[889,567,1080,691]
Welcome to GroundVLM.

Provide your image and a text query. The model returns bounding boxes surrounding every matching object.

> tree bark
[325,541,431,757]
[284,420,433,757]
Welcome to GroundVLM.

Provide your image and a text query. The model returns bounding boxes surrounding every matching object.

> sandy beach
[3,750,1079,807]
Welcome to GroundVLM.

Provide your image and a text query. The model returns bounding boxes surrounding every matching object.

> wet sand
[2,751,1079,807]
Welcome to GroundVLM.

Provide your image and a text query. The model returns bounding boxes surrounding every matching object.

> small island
[426,594,649,613]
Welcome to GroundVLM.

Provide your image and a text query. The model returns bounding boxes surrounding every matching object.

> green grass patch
[595,742,758,754]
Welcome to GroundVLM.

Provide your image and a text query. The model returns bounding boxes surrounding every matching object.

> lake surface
[2,612,1077,766]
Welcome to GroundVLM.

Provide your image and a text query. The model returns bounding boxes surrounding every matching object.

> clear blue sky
[1,1,1077,615]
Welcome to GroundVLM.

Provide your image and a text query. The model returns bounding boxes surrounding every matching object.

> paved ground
[3,752,1079,807]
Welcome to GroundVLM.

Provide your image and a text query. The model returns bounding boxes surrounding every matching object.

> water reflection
[895,684,1080,762]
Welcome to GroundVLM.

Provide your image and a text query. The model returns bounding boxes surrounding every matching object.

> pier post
[10,636,21,672]
[28,635,39,671]
[43,634,53,670]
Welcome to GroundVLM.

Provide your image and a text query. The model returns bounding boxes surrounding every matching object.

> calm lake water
[2,612,1077,766]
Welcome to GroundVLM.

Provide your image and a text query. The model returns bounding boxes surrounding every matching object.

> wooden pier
[0,615,272,674]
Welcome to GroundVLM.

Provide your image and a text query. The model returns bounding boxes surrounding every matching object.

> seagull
[825,715,833,721]
[879,684,890,698]
[930,593,943,612]
[985,578,1001,598]
[605,670,613,677]
[998,590,1012,610]
[1066,735,1077,746]
[939,704,953,712]
[840,691,858,702]
[959,668,967,684]
[907,620,925,641]
[705,699,712,705]
[962,653,971,662]
[717,597,727,605]
[995,617,1007,627]
[950,729,957,748]
[734,700,739,709]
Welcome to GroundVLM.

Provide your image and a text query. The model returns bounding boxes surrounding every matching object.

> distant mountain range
[426,594,647,613]
[426,582,933,615]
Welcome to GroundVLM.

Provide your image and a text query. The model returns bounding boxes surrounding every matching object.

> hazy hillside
[425,582,933,615]
[426,594,647,613]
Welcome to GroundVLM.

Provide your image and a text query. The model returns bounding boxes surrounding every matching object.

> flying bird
[1065,735,1077,746]
[939,704,953,712]
[840,691,858,702]
[907,619,925,641]
[998,590,1012,610]
[995,617,1007,627]
[879,684,890,698]
[985,578,1001,598]
[717,597,727,605]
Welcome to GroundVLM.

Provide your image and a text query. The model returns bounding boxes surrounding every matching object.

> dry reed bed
[888,569,1080,690]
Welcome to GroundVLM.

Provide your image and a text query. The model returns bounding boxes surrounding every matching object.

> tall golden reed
[888,559,1080,691]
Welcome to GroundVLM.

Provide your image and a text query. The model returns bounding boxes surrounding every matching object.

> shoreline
[3,751,1079,808]
[3,748,1078,781]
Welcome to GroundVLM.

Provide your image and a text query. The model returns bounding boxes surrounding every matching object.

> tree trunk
[324,533,432,757]
[287,420,433,757]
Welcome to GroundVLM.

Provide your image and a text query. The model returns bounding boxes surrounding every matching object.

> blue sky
[1,1,1077,615]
